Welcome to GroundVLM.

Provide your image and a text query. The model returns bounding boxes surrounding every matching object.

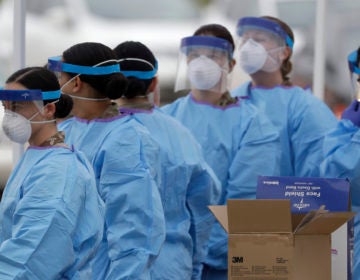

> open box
[257,176,354,279]
[209,199,355,280]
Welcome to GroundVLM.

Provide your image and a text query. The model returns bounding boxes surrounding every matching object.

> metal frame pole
[12,0,26,164]
[312,0,327,100]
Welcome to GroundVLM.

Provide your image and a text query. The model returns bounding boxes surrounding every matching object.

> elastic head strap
[48,56,120,75]
[119,58,158,79]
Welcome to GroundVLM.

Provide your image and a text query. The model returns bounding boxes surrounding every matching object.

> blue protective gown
[316,119,360,279]
[119,106,221,280]
[58,114,165,280]
[231,82,339,177]
[0,146,104,279]
[162,93,281,272]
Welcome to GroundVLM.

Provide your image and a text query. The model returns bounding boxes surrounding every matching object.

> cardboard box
[209,199,355,280]
[256,176,354,280]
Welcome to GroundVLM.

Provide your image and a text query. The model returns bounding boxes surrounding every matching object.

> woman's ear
[72,76,82,93]
[280,46,292,61]
[43,103,56,118]
[228,58,236,73]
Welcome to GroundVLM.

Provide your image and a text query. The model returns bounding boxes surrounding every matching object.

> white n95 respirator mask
[187,55,223,90]
[239,39,285,74]
[2,110,32,144]
[1,109,54,144]
[238,39,268,74]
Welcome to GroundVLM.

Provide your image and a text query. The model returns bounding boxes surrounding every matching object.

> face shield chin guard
[175,36,233,94]
[0,89,61,144]
[348,50,360,100]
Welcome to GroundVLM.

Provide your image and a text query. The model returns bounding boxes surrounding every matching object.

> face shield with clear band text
[0,89,60,144]
[175,36,233,94]
[236,17,294,74]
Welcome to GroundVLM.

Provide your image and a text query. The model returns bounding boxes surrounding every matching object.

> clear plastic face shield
[347,50,360,100]
[175,36,233,94]
[47,56,121,101]
[0,89,60,144]
[236,17,294,74]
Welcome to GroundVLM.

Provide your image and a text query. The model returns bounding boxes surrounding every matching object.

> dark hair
[261,16,294,86]
[356,47,360,67]
[193,24,235,53]
[114,41,156,98]
[6,67,72,118]
[62,42,128,99]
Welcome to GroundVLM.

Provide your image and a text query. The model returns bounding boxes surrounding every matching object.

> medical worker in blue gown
[47,42,165,280]
[317,47,360,279]
[231,16,338,177]
[0,67,104,279]
[161,24,281,280]
[113,41,222,280]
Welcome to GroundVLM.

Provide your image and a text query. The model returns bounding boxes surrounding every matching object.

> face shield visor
[236,17,294,74]
[175,36,233,94]
[0,89,61,144]
[348,50,360,100]
[47,56,121,101]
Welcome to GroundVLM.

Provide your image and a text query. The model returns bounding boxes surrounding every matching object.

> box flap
[293,206,328,233]
[295,212,356,235]
[227,199,292,233]
[291,213,307,231]
[208,205,229,233]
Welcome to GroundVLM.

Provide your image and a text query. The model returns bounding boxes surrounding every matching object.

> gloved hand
[341,99,360,127]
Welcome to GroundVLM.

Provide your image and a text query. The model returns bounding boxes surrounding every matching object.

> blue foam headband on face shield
[348,50,360,74]
[181,36,234,58]
[121,61,158,79]
[237,17,294,49]
[0,89,61,101]
[47,56,120,75]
